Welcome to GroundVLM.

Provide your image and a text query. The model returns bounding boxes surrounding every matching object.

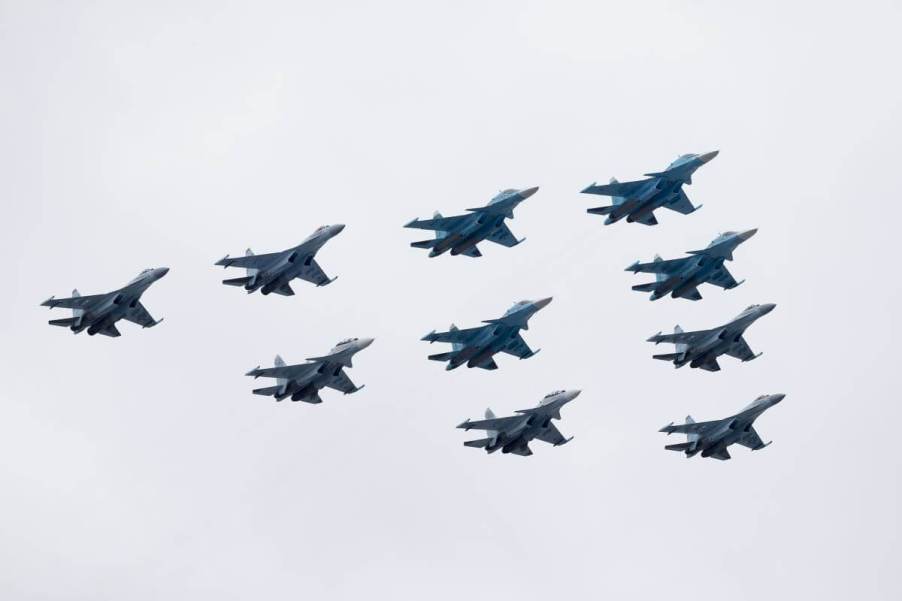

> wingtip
[456,419,471,430]
[647,332,662,343]
[215,255,230,267]
[403,218,418,228]
[659,422,674,433]
[41,296,55,307]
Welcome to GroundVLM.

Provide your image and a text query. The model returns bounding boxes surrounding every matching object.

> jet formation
[647,303,775,371]
[626,229,757,301]
[37,149,787,461]
[404,187,537,258]
[581,151,718,226]
[458,389,579,456]
[215,224,344,296]
[41,267,169,337]
[245,337,373,403]
[421,298,552,370]
[660,394,785,460]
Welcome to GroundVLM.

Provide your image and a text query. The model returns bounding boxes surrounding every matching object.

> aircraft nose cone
[157,267,170,277]
[533,296,553,310]
[739,228,758,241]
[699,150,719,163]
[332,224,346,235]
[566,389,581,401]
[358,337,374,349]
[760,303,777,314]
[520,186,539,199]
[771,393,786,404]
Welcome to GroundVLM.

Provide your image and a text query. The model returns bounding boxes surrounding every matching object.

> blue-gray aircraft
[40,267,169,337]
[457,389,579,456]
[626,229,757,301]
[421,297,552,370]
[215,224,344,296]
[660,393,785,460]
[647,303,776,371]
[245,337,373,403]
[404,187,538,258]
[581,151,718,225]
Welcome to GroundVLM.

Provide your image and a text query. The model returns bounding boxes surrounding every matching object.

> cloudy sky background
[2,1,900,599]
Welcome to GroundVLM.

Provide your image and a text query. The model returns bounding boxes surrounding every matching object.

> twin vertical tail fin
[674,325,688,356]
[450,323,464,352]
[654,255,667,283]
[685,415,699,443]
[274,354,287,387]
[244,248,258,278]
[609,177,626,206]
[434,211,448,240]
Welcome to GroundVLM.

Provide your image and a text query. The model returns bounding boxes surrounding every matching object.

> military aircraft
[581,151,718,225]
[647,303,776,372]
[660,393,785,460]
[245,337,373,403]
[457,389,579,456]
[421,298,552,370]
[40,267,169,337]
[626,229,757,301]
[404,187,538,258]
[215,224,344,296]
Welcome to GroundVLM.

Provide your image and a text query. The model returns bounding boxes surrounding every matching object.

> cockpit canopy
[129,269,155,284]
[336,337,358,346]
[504,300,532,315]
[666,154,698,170]
[544,390,565,399]
[490,189,518,203]
[708,231,737,247]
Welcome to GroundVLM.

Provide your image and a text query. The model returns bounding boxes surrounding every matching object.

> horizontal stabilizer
[586,205,615,215]
[49,317,80,328]
[253,385,284,397]
[632,282,661,292]
[223,276,253,287]
[411,239,440,249]
[653,352,683,362]
[428,351,456,362]
[272,283,295,296]
[463,437,493,449]
[665,442,694,452]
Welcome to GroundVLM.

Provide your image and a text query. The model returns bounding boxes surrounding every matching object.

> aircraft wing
[485,224,522,247]
[582,178,648,198]
[627,256,692,275]
[122,302,160,328]
[247,363,317,381]
[707,266,740,289]
[500,334,537,359]
[422,325,485,344]
[648,328,711,345]
[216,251,283,270]
[725,337,757,361]
[660,420,720,435]
[459,415,526,432]
[736,427,767,450]
[324,369,360,394]
[664,189,698,215]
[41,293,106,309]
[535,423,569,446]
[404,214,469,232]
[296,259,333,286]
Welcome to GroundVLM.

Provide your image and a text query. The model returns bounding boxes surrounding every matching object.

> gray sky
[2,1,900,599]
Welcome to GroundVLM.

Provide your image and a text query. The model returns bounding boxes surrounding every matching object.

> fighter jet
[457,389,579,456]
[626,229,757,301]
[659,393,785,460]
[215,224,344,296]
[40,267,169,337]
[421,298,552,370]
[647,303,775,371]
[581,151,718,226]
[245,337,373,403]
[404,187,538,258]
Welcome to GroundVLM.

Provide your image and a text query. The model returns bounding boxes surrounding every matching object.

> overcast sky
[2,1,901,599]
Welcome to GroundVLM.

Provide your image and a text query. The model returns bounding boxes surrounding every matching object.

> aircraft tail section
[665,442,694,452]
[71,289,85,319]
[633,281,662,293]
[411,239,440,249]
[274,355,287,387]
[685,416,700,443]
[652,352,682,362]
[463,437,494,449]
[253,385,287,399]
[433,211,448,239]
